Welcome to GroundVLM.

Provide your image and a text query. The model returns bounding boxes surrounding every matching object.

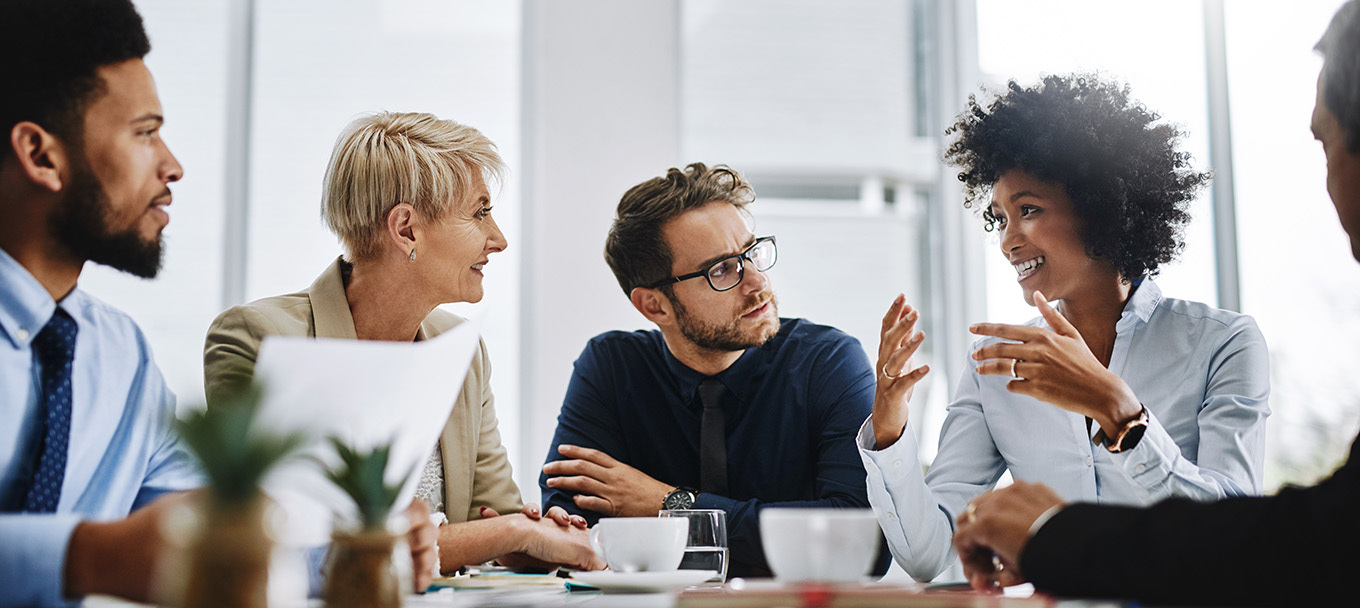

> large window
[1226,0,1358,488]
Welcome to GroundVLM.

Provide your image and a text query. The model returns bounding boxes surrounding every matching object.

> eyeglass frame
[645,235,777,292]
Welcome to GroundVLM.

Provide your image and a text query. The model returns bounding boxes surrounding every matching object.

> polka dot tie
[22,308,78,513]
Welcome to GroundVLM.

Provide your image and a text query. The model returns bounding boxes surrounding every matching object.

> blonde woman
[204,112,602,573]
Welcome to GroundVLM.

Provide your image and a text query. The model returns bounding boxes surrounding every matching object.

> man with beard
[949,1,1360,605]
[0,1,201,605]
[1,6,442,605]
[540,163,889,577]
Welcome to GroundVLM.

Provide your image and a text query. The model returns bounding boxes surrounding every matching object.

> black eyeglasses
[646,236,777,292]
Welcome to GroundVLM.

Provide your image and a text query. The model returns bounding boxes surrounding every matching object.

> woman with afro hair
[856,74,1270,582]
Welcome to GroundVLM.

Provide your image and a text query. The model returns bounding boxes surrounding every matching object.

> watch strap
[1092,406,1150,453]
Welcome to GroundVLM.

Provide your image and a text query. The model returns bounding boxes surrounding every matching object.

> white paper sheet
[251,318,481,546]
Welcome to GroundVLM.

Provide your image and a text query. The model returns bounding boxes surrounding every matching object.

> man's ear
[385,203,418,258]
[8,122,67,193]
[630,287,674,326]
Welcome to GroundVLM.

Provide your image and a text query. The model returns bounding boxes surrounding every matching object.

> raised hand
[872,294,930,449]
[969,291,1142,435]
[542,445,672,517]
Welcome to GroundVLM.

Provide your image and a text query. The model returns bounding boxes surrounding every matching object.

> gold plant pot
[323,528,402,608]
[181,492,272,608]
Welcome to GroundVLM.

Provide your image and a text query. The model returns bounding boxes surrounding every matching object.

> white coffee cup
[589,517,688,573]
[759,508,880,582]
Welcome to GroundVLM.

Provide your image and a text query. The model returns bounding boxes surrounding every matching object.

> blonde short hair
[321,111,505,260]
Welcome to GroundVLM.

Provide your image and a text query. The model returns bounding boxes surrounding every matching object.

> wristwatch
[663,486,698,510]
[1093,406,1149,453]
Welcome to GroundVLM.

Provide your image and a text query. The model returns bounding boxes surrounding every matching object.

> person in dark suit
[950,2,1360,605]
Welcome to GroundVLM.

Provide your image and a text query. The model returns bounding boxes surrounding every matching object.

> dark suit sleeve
[539,341,627,520]
[1022,437,1360,606]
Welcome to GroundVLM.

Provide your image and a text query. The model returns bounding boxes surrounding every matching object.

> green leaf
[176,384,305,506]
[322,436,409,530]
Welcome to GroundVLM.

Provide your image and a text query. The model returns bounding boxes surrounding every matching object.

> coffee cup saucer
[571,569,718,592]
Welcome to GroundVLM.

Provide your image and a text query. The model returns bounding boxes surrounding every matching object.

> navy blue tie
[23,308,78,513]
[698,378,729,496]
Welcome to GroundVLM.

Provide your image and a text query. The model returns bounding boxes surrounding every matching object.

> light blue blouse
[0,248,201,606]
[859,280,1270,581]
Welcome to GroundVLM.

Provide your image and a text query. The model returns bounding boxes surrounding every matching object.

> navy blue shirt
[540,318,889,577]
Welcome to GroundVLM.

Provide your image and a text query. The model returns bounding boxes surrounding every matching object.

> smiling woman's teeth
[1013,256,1044,278]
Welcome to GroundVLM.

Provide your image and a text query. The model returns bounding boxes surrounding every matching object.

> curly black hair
[943,74,1212,281]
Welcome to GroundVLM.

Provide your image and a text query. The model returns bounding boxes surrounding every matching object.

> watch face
[1117,422,1149,451]
[664,489,695,510]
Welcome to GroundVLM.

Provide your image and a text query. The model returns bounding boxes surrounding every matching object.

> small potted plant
[321,438,411,608]
[174,386,304,608]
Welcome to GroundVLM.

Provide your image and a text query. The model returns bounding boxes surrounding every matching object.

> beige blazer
[202,257,523,522]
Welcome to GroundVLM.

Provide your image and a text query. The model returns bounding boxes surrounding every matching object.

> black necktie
[22,308,79,513]
[698,377,729,496]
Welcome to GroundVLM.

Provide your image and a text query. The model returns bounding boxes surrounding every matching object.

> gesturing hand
[872,294,930,449]
[541,445,672,517]
[969,291,1142,435]
[952,481,1065,591]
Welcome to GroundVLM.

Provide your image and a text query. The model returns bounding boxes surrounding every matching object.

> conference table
[85,578,1126,607]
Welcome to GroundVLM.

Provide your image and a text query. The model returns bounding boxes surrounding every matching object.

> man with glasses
[540,163,889,577]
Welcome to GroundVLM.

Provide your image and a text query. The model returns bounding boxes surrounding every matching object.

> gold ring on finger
[882,364,907,380]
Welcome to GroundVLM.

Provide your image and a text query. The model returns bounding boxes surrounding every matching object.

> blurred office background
[98,0,1355,569]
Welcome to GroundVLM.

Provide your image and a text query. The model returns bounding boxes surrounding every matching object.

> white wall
[519,0,683,501]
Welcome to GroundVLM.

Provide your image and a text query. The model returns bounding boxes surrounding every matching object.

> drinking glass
[659,509,728,582]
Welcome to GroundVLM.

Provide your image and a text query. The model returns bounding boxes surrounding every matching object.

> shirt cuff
[857,416,923,493]
[856,415,916,457]
[0,514,83,607]
[1027,504,1064,538]
[1106,409,1177,496]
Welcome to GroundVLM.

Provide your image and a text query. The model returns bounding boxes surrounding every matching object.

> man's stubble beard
[49,151,164,279]
[671,291,780,353]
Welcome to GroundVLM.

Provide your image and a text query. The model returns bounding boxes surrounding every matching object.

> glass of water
[659,509,728,582]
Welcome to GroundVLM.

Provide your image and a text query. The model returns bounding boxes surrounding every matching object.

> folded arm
[434,511,602,573]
